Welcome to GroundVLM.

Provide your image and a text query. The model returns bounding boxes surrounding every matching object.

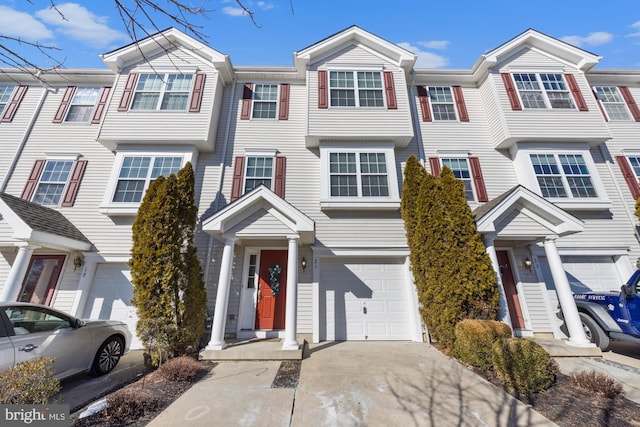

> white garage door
[84,263,141,349]
[562,256,622,293]
[321,258,411,341]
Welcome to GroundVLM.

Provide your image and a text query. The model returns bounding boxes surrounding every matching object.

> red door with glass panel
[255,250,288,330]
[497,250,526,329]
[18,255,66,305]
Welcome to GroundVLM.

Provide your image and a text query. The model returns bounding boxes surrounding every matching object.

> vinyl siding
[307,45,413,144]
[98,47,219,150]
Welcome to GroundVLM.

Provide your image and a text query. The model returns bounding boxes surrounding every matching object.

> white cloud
[0,6,53,41]
[35,2,128,48]
[561,32,613,48]
[416,40,450,50]
[628,20,640,37]
[397,42,449,68]
[222,6,248,17]
[256,2,275,10]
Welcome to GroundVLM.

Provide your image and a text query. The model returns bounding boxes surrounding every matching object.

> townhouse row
[1,26,639,350]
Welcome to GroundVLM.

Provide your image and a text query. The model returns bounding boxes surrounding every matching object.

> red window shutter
[616,156,640,200]
[417,86,432,122]
[91,87,111,124]
[278,83,290,120]
[21,160,46,201]
[53,86,76,123]
[564,74,588,111]
[61,159,88,207]
[118,73,138,111]
[428,157,441,176]
[274,156,286,198]
[189,72,206,112]
[452,86,469,122]
[241,83,253,120]
[383,71,397,110]
[230,156,245,201]
[501,73,522,111]
[469,157,488,202]
[619,86,640,122]
[592,87,608,122]
[318,70,328,109]
[1,85,28,122]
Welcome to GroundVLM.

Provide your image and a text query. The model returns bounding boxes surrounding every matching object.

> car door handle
[18,344,38,352]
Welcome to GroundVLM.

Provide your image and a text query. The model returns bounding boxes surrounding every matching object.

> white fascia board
[28,230,92,251]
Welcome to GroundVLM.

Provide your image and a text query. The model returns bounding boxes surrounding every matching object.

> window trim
[319,144,400,210]
[100,147,196,216]
[250,83,280,120]
[60,86,103,123]
[129,72,195,111]
[593,86,632,121]
[327,70,386,108]
[31,159,75,207]
[0,84,15,117]
[513,145,610,210]
[511,72,576,110]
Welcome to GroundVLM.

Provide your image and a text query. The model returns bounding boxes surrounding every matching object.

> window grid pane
[131,73,192,110]
[0,85,13,113]
[595,86,631,121]
[244,156,273,192]
[329,71,383,107]
[329,153,357,196]
[558,154,596,197]
[628,157,640,177]
[430,86,457,120]
[113,156,182,203]
[514,73,545,109]
[67,87,101,121]
[359,152,388,197]
[530,154,566,197]
[252,84,278,119]
[442,158,474,200]
[32,161,73,206]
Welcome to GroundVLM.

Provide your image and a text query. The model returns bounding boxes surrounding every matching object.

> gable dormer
[97,28,233,152]
[474,29,611,149]
[295,26,416,148]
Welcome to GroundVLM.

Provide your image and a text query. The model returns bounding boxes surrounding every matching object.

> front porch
[200,337,305,360]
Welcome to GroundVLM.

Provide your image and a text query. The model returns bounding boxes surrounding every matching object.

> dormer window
[513,73,574,109]
[131,73,193,111]
[329,71,383,107]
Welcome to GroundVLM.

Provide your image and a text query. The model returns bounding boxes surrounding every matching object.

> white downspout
[408,71,426,164]
[203,78,237,286]
[1,88,49,192]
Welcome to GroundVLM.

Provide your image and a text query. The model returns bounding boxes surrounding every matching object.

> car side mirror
[622,285,634,299]
[74,319,86,328]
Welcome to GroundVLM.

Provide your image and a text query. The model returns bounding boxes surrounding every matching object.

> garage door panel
[562,256,620,292]
[321,258,410,341]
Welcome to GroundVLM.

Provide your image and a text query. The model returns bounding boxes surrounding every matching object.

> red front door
[497,250,526,329]
[255,250,288,330]
[18,255,66,305]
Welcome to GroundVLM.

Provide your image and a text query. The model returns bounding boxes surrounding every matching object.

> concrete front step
[201,338,304,361]
[532,338,602,357]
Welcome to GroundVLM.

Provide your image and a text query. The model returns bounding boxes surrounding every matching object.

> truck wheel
[579,313,610,351]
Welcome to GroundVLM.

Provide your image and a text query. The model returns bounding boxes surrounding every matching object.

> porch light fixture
[301,257,307,272]
[523,258,532,271]
[73,254,84,271]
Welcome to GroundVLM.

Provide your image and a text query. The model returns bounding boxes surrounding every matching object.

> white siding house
[1,26,639,352]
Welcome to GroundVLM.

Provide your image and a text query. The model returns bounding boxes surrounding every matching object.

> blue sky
[2,0,640,70]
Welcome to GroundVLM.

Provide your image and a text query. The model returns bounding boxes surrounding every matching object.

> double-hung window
[65,87,101,122]
[244,156,274,192]
[441,158,474,200]
[513,73,574,109]
[429,87,457,120]
[0,85,13,115]
[530,153,596,198]
[252,84,278,119]
[32,160,74,206]
[593,86,631,121]
[329,71,384,107]
[112,155,183,203]
[131,73,193,111]
[320,145,399,209]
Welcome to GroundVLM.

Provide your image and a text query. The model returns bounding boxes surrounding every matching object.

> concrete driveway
[149,342,555,426]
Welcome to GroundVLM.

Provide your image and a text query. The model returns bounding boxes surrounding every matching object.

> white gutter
[203,78,237,283]
[1,88,49,192]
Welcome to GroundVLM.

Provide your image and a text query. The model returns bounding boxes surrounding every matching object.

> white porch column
[483,234,513,331]
[207,237,236,350]
[70,258,98,317]
[282,236,300,350]
[0,244,38,302]
[543,237,591,346]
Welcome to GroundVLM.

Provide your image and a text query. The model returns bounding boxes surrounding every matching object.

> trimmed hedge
[491,338,556,397]
[452,319,512,370]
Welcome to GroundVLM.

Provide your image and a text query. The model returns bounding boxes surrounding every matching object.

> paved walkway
[148,342,557,427]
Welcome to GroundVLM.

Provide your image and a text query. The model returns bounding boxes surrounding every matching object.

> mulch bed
[70,362,214,427]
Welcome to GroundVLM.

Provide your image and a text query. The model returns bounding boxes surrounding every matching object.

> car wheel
[90,336,124,376]
[579,312,610,351]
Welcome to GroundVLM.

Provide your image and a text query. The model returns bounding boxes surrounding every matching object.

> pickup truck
[573,269,640,351]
